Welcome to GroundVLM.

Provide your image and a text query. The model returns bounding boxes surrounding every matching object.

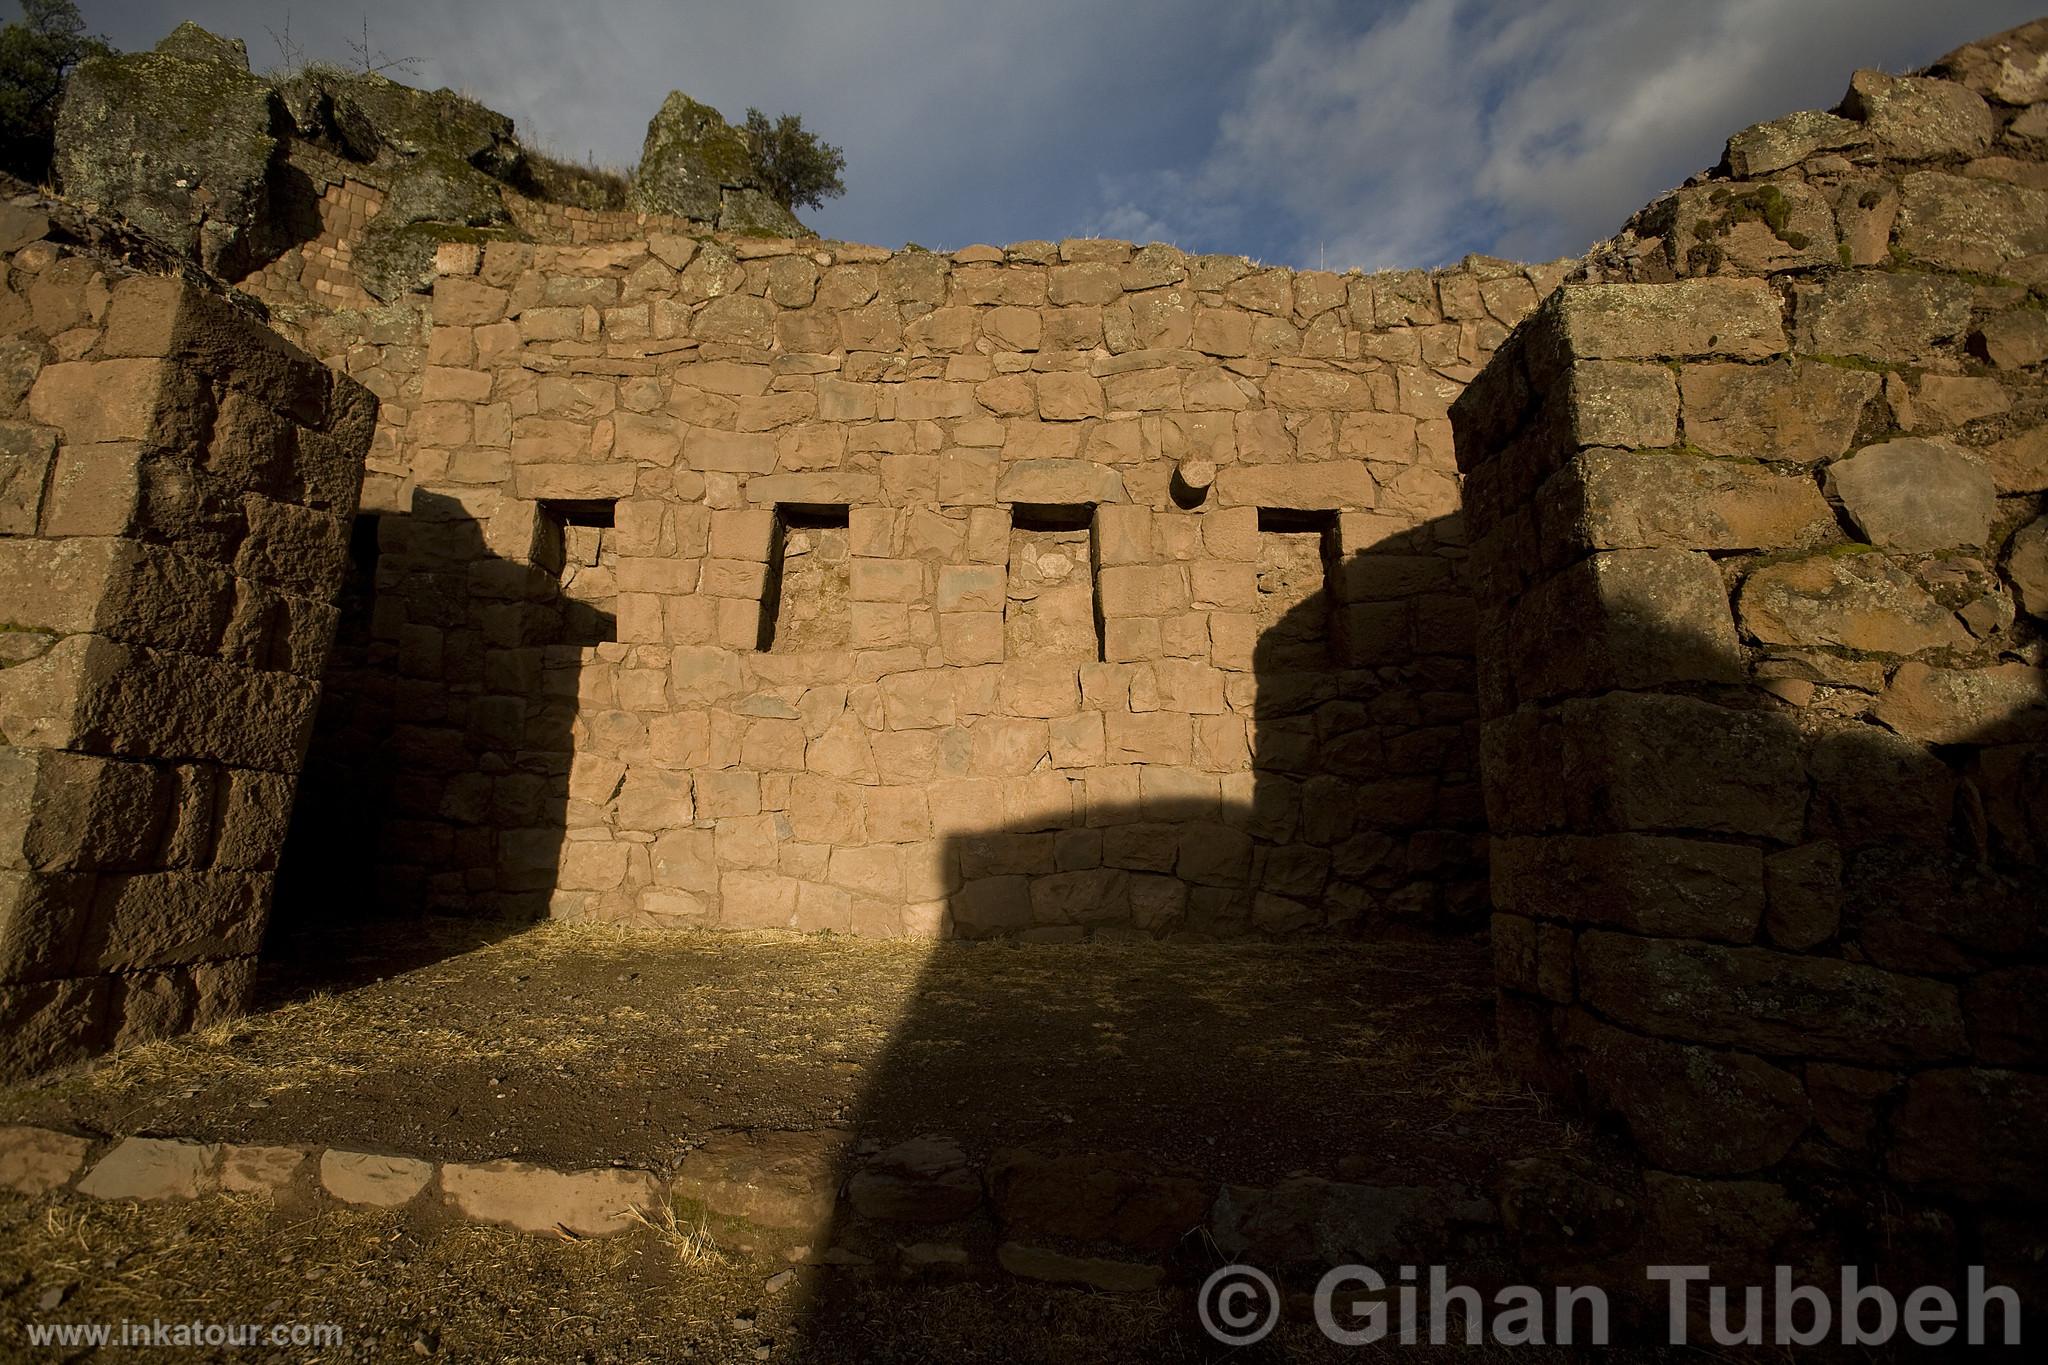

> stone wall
[0,197,377,1077]
[277,235,1571,937]
[1456,19,2047,1298]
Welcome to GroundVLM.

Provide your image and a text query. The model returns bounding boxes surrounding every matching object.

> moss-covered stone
[354,219,522,302]
[52,48,283,276]
[717,186,806,238]
[628,91,805,236]
[153,21,250,70]
[289,70,521,178]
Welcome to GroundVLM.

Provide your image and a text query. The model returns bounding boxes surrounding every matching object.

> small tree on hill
[0,0,111,181]
[742,107,845,212]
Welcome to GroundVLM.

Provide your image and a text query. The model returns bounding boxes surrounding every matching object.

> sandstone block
[1824,439,1995,551]
[1737,552,1970,654]
[219,1144,309,1195]
[317,1154,434,1203]
[1542,449,1834,555]
[1564,1011,1808,1176]
[1492,835,1763,942]
[996,459,1124,506]
[78,1137,220,1200]
[2009,515,2048,619]
[1723,109,1867,176]
[719,870,799,929]
[1557,692,1805,843]
[1894,172,2048,275]
[1679,360,1877,463]
[1575,932,1966,1065]
[1565,361,1677,448]
[0,1124,92,1194]
[1213,461,1374,510]
[442,1160,664,1237]
[1795,272,1972,364]
[1550,280,1785,361]
[0,421,56,534]
[1889,1068,2048,1202]
[28,358,166,443]
[1098,564,1185,617]
[1874,661,2048,745]
[671,1129,845,1237]
[848,1135,980,1222]
[1842,69,1992,158]
[1509,550,1742,701]
[1763,842,1842,951]
[1665,180,1836,274]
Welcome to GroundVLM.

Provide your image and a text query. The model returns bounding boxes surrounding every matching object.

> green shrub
[741,107,845,212]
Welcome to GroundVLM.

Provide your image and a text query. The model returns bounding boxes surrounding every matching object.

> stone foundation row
[0,1123,1502,1295]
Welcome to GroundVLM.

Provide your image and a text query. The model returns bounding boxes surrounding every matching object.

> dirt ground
[0,921,1575,1187]
[0,1191,1672,1364]
[0,920,1647,1363]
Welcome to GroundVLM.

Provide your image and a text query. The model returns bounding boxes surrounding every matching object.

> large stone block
[1492,834,1764,942]
[1508,550,1742,701]
[441,1160,663,1237]
[9,749,171,873]
[1563,1011,1808,1175]
[1213,462,1375,510]
[1661,180,1837,274]
[70,649,321,771]
[1722,110,1866,177]
[1874,662,2048,745]
[1892,171,2048,275]
[1794,272,1972,365]
[1557,692,1806,843]
[76,1136,220,1201]
[27,358,167,444]
[1679,361,1878,463]
[1840,70,1992,158]
[235,493,349,598]
[1546,280,1786,362]
[80,870,269,971]
[1575,931,1967,1065]
[1563,361,1677,448]
[1737,552,1971,654]
[1541,449,1834,556]
[0,421,56,534]
[995,459,1125,506]
[1889,1068,2048,1202]
[1824,439,1996,552]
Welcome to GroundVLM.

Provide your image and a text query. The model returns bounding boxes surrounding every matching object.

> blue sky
[58,0,2044,270]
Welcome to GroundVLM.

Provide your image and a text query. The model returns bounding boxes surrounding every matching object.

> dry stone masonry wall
[0,198,377,1078]
[284,234,1571,938]
[1455,17,2048,1304]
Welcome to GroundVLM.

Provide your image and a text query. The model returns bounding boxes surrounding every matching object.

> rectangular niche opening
[537,499,617,647]
[764,504,851,653]
[1006,503,1101,662]
[1255,508,1337,668]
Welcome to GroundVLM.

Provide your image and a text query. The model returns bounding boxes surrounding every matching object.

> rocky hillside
[49,21,808,305]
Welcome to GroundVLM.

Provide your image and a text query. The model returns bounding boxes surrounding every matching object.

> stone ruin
[1,10,2045,1310]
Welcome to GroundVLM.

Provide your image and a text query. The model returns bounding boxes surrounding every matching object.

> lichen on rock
[52,34,284,277]
[628,91,807,236]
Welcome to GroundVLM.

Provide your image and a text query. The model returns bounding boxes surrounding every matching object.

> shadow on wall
[764,585,2048,1357]
[267,489,610,988]
[268,503,1486,976]
[1474,551,2048,1331]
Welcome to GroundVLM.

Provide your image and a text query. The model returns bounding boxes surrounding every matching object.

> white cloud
[1131,0,2043,271]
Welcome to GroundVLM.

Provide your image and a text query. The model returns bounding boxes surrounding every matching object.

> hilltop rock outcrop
[51,26,284,278]
[47,24,808,303]
[629,91,807,236]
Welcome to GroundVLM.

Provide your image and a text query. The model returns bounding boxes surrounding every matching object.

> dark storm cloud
[63,0,2044,269]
